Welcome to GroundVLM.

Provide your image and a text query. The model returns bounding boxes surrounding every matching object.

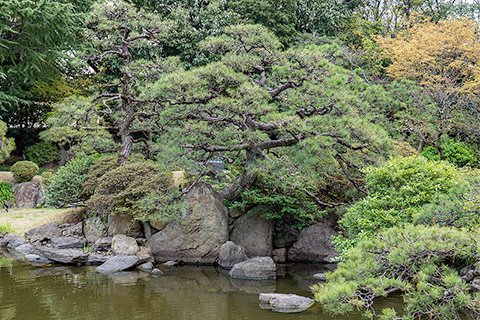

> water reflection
[0,251,369,320]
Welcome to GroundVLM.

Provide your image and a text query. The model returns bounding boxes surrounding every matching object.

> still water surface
[0,249,397,320]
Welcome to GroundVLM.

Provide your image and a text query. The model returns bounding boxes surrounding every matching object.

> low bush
[87,161,176,221]
[313,225,480,320]
[11,161,39,183]
[335,156,470,254]
[24,142,58,165]
[45,155,98,207]
[82,155,118,198]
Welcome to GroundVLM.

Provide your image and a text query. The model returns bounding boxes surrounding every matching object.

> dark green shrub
[41,171,55,186]
[0,181,14,203]
[87,161,175,221]
[24,142,58,165]
[11,161,39,183]
[45,155,98,207]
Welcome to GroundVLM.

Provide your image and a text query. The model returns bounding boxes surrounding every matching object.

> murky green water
[0,249,399,320]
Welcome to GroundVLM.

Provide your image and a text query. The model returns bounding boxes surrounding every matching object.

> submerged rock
[96,255,139,272]
[229,257,276,280]
[259,293,314,313]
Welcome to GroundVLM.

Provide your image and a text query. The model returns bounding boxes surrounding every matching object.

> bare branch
[267,77,308,98]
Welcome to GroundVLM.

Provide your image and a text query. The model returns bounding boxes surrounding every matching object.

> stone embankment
[1,180,342,313]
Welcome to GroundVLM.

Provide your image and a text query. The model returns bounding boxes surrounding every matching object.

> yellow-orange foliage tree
[378,17,480,92]
[378,17,480,157]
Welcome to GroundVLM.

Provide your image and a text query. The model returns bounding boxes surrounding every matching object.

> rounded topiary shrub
[11,161,39,183]
[24,142,58,165]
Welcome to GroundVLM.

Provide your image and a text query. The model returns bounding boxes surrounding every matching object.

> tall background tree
[0,0,87,153]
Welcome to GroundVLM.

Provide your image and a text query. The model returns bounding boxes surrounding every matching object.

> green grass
[0,208,71,234]
[0,223,14,233]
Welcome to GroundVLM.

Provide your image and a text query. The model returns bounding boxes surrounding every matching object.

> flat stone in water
[259,293,314,313]
[96,255,139,272]
[33,247,88,264]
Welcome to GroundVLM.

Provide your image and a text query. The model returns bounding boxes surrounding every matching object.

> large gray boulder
[25,222,62,243]
[112,234,139,256]
[13,181,44,208]
[84,216,107,244]
[230,207,273,258]
[32,246,88,264]
[259,293,314,313]
[229,257,276,280]
[218,241,249,269]
[1,233,27,249]
[50,236,85,249]
[61,222,84,237]
[147,181,229,264]
[107,214,143,238]
[287,223,338,263]
[96,255,139,272]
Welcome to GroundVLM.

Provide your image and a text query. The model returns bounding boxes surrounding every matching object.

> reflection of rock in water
[30,267,74,277]
[104,271,150,285]
[230,278,276,294]
[287,263,337,291]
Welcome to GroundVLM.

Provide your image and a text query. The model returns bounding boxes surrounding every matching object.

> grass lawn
[0,208,71,235]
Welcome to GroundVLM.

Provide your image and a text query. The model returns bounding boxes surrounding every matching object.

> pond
[0,249,399,320]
